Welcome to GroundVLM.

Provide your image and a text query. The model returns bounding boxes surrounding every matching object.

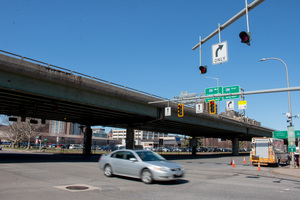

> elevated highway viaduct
[0,51,273,155]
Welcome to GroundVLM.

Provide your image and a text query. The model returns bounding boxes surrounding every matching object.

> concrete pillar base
[232,137,239,156]
[83,126,92,156]
[126,127,135,149]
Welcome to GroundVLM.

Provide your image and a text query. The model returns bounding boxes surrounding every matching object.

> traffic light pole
[245,0,250,33]
[192,0,264,50]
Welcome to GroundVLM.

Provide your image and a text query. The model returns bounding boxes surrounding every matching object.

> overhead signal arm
[192,0,264,50]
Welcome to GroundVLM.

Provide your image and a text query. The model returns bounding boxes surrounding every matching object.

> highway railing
[0,50,167,101]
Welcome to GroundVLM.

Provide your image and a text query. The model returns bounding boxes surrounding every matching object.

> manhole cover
[55,184,101,192]
[66,186,89,190]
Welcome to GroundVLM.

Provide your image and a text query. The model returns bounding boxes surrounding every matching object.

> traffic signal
[199,65,207,74]
[239,31,251,46]
[209,100,216,114]
[178,103,184,117]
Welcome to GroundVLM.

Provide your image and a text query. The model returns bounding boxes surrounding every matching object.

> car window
[136,151,165,161]
[125,151,136,160]
[111,151,125,159]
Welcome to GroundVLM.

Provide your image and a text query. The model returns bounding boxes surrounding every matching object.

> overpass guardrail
[0,50,168,101]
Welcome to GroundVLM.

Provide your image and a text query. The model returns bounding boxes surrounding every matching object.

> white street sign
[165,107,171,116]
[226,100,234,111]
[238,100,247,110]
[212,41,228,65]
[195,103,203,113]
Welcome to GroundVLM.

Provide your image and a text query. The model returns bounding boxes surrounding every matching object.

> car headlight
[154,167,171,172]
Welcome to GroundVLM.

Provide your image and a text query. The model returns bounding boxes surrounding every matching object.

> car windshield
[136,151,165,161]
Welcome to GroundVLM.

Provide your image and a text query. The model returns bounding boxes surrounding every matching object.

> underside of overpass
[0,51,273,155]
[0,86,271,141]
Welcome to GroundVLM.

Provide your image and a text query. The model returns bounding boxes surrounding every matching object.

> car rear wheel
[141,169,153,184]
[104,164,113,177]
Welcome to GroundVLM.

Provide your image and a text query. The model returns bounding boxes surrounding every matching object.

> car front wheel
[104,164,113,177]
[141,169,153,184]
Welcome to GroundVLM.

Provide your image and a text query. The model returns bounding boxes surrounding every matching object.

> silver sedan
[98,149,185,184]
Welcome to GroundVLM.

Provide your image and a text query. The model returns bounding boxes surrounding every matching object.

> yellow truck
[250,137,290,166]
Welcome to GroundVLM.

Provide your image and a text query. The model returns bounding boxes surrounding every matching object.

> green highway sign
[288,145,296,152]
[274,129,299,152]
[273,130,300,139]
[296,130,300,138]
[205,87,222,95]
[205,87,222,103]
[273,131,288,139]
[205,97,219,103]
[223,85,240,100]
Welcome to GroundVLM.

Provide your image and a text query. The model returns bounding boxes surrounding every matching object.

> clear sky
[1,0,300,132]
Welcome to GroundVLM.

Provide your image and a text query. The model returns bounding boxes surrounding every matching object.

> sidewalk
[272,166,300,178]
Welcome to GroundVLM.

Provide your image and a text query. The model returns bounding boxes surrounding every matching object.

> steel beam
[148,87,300,104]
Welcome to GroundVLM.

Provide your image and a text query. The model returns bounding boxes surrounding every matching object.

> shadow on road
[0,152,100,163]
[0,150,249,164]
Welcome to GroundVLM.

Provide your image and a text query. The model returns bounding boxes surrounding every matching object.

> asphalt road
[0,151,300,200]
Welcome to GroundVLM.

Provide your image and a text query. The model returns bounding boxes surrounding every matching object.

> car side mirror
[129,158,138,162]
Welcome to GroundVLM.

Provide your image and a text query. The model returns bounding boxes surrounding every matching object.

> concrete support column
[191,136,197,156]
[83,126,92,156]
[232,137,239,156]
[126,127,135,149]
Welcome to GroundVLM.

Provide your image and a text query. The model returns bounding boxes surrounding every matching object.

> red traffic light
[178,103,184,117]
[209,100,216,114]
[199,65,207,74]
[239,31,251,45]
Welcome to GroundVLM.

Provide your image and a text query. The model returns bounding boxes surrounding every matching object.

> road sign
[195,103,203,113]
[205,87,223,103]
[165,107,171,116]
[296,130,300,138]
[288,126,296,152]
[288,145,296,152]
[226,100,234,111]
[273,130,300,139]
[273,131,288,139]
[238,100,247,110]
[212,41,228,65]
[223,85,240,100]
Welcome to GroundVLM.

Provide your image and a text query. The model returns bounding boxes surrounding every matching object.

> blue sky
[1,0,300,132]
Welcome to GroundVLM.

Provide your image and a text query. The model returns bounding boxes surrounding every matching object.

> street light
[260,58,292,125]
[260,57,295,168]
[205,76,220,115]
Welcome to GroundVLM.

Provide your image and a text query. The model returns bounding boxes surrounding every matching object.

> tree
[21,120,41,150]
[5,120,23,148]
[1,116,42,149]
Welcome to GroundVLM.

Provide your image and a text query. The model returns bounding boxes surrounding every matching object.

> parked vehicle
[69,144,83,149]
[250,137,289,166]
[155,147,171,152]
[98,149,185,184]
[143,146,154,151]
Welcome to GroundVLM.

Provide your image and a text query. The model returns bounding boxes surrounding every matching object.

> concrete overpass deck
[0,50,273,154]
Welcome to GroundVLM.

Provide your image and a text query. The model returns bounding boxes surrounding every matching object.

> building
[111,129,168,140]
[92,128,108,138]
[49,121,82,136]
[111,129,177,147]
[220,110,261,126]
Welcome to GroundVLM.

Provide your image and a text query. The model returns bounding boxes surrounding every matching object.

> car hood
[147,160,182,169]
